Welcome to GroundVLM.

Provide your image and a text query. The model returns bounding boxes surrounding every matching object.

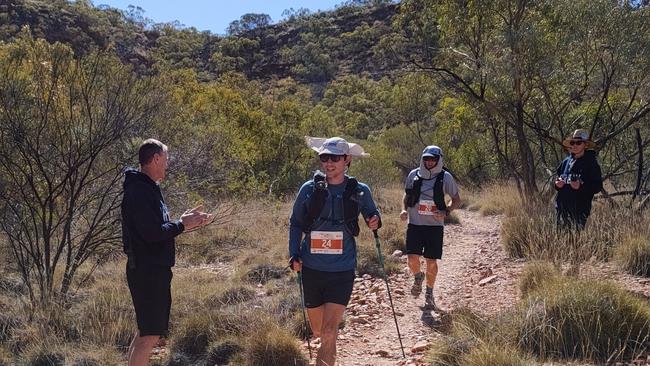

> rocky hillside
[0,0,399,82]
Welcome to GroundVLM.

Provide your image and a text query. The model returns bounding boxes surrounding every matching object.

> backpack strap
[405,172,423,208]
[304,172,328,231]
[433,170,447,211]
[343,177,360,236]
[303,175,363,237]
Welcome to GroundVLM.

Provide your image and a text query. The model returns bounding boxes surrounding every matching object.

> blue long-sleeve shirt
[289,177,380,272]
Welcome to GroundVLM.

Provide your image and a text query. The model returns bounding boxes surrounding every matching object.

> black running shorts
[406,224,444,259]
[301,266,355,308]
[126,264,173,337]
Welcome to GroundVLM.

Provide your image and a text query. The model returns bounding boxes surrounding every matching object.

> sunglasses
[319,154,346,163]
[423,155,440,162]
[569,141,584,146]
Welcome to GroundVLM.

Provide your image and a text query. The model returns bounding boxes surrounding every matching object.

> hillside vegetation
[0,0,649,364]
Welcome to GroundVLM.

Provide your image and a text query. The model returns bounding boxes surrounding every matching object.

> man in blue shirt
[289,137,380,366]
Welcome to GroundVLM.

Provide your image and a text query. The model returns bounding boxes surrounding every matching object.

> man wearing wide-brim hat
[289,136,380,366]
[554,129,603,229]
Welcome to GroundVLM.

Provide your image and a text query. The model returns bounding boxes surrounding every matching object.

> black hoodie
[121,168,184,268]
[554,150,603,218]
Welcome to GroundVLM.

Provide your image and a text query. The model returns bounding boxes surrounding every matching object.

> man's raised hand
[180,205,213,231]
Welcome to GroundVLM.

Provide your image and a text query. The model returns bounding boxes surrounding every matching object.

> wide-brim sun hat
[562,129,596,149]
[305,136,369,157]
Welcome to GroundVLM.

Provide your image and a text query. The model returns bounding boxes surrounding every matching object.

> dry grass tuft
[614,235,650,277]
[500,202,635,263]
[462,343,533,366]
[465,183,522,217]
[242,322,308,366]
[518,278,650,363]
[518,261,561,299]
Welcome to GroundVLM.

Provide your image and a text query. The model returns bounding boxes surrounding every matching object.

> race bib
[417,200,437,216]
[310,231,343,254]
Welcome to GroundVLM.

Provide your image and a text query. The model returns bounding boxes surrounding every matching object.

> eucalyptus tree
[395,0,650,200]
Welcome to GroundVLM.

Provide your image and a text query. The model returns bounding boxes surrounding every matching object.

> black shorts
[126,264,173,337]
[406,224,444,259]
[301,266,355,308]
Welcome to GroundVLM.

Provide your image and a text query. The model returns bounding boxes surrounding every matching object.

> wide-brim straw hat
[305,136,369,157]
[562,129,596,149]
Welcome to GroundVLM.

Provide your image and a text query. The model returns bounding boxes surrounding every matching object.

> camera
[315,179,328,190]
[569,173,581,182]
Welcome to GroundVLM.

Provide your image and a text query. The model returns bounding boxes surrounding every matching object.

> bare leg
[407,254,421,274]
[307,306,324,338]
[128,334,160,366]
[316,303,346,366]
[425,258,438,289]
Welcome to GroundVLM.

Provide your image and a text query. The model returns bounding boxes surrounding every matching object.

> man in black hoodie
[122,139,211,366]
[554,129,603,230]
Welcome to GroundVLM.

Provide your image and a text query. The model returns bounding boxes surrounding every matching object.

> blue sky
[95,0,346,34]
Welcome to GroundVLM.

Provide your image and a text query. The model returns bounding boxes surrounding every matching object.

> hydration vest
[303,172,362,236]
[405,170,447,211]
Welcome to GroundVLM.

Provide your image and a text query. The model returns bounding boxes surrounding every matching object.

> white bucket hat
[305,136,369,157]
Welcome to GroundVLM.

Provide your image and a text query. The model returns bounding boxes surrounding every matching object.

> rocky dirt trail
[302,208,527,366]
[301,207,650,366]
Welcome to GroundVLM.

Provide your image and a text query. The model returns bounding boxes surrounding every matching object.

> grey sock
[425,287,433,295]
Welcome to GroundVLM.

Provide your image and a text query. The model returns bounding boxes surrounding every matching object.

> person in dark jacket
[122,139,211,366]
[555,129,603,230]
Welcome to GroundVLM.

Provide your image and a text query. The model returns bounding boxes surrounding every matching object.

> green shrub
[517,279,650,362]
[614,236,650,276]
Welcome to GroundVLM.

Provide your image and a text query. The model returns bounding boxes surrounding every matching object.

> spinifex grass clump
[518,260,561,298]
[242,322,308,366]
[614,235,650,277]
[427,308,532,366]
[465,184,522,217]
[501,203,631,262]
[517,277,650,363]
[429,262,650,365]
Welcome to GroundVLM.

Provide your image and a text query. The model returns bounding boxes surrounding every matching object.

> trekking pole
[296,271,312,359]
[373,230,406,358]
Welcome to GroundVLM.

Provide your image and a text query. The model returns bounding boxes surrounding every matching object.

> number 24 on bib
[310,231,343,254]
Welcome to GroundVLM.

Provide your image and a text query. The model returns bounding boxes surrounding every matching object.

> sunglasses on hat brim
[423,155,440,161]
[568,140,585,146]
